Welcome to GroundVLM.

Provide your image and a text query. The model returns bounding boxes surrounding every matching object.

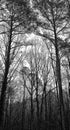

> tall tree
[0,0,35,127]
[32,0,68,130]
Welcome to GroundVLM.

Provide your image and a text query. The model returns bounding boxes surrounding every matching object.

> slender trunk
[48,92,52,130]
[40,88,44,119]
[51,57,59,99]
[35,46,39,129]
[30,80,34,130]
[30,54,34,130]
[6,96,11,130]
[0,16,13,127]
[53,18,66,130]
[44,82,47,130]
[68,58,70,130]
[36,93,39,122]
[36,70,39,130]
[31,73,34,123]
[31,93,33,120]
[65,57,70,130]
[50,6,66,130]
[67,57,70,97]
[44,83,47,122]
[30,93,34,130]
[40,81,47,130]
[22,78,26,130]
[22,100,26,130]
[31,81,34,121]
[2,93,9,130]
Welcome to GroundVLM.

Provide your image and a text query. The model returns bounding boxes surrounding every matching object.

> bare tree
[0,0,34,127]
[32,0,68,129]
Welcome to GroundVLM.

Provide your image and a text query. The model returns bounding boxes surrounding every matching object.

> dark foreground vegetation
[0,0,70,130]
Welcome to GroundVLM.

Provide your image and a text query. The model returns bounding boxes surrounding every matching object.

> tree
[32,0,68,130]
[0,0,35,127]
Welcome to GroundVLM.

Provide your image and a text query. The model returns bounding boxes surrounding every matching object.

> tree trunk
[66,57,70,130]
[44,83,47,122]
[21,77,26,130]
[67,57,70,96]
[30,93,34,130]
[36,70,39,130]
[40,87,44,119]
[53,19,66,130]
[30,78,34,130]
[44,82,47,130]
[48,92,52,130]
[0,15,13,127]
[35,46,40,130]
